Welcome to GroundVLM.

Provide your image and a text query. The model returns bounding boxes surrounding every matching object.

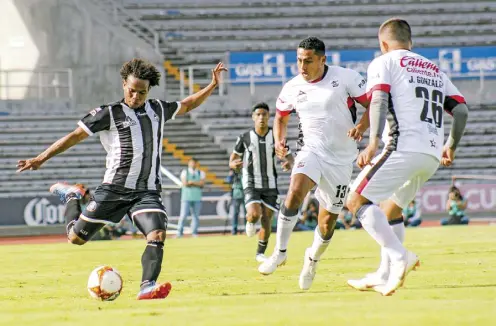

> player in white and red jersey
[346,18,469,296]
[258,37,370,291]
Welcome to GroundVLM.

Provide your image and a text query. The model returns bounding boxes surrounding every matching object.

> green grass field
[0,226,495,326]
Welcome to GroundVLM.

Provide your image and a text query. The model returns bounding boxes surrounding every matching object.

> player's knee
[346,191,365,214]
[68,232,87,246]
[134,212,168,237]
[146,229,166,242]
[285,188,306,210]
[246,211,262,222]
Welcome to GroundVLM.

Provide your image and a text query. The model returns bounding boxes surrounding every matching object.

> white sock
[309,227,331,261]
[357,205,406,262]
[377,221,405,276]
[391,222,405,243]
[275,210,300,253]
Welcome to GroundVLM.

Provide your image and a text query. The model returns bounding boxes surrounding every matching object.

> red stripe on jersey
[356,177,369,194]
[354,93,368,104]
[347,97,354,109]
[367,84,391,99]
[277,109,291,117]
[449,95,466,104]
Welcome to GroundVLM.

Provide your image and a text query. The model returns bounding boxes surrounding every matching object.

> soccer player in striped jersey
[230,102,293,262]
[17,59,227,300]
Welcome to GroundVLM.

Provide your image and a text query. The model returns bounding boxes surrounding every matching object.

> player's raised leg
[50,182,87,233]
[258,172,315,275]
[133,210,172,300]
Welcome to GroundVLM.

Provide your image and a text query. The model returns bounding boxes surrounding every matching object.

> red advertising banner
[417,184,496,214]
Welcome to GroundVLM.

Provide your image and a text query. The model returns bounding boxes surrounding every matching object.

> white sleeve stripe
[233,150,243,155]
[171,102,181,120]
[77,121,94,136]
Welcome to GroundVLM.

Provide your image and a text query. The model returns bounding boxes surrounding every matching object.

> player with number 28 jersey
[368,50,465,159]
[347,18,469,297]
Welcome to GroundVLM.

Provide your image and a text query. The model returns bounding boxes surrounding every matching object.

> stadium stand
[2,0,495,199]
[194,104,496,190]
[0,101,230,197]
[124,0,496,67]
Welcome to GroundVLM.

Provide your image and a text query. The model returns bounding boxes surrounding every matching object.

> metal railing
[87,0,161,54]
[0,69,73,100]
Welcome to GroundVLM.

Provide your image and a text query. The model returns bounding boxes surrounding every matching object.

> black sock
[64,199,81,229]
[140,240,164,289]
[257,240,268,255]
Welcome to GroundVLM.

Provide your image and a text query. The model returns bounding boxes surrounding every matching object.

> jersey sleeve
[78,106,111,136]
[158,100,181,121]
[233,134,245,156]
[345,69,368,103]
[366,56,391,98]
[442,74,466,115]
[276,83,295,117]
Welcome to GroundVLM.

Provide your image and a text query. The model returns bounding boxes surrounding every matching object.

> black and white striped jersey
[233,128,278,190]
[78,99,181,191]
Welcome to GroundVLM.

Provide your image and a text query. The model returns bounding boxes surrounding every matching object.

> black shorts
[81,184,167,224]
[244,188,280,211]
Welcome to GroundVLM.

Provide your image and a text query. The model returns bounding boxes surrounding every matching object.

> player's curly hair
[120,58,161,87]
[298,37,326,56]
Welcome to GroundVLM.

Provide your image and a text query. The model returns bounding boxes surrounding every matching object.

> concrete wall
[3,0,165,108]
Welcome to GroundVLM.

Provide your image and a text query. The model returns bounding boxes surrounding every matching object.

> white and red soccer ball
[87,266,123,301]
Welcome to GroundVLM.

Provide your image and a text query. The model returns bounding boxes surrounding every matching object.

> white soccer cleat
[347,272,388,291]
[299,248,319,290]
[258,251,287,275]
[256,254,267,263]
[376,251,420,296]
[245,222,256,237]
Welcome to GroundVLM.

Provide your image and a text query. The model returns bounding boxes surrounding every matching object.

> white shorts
[350,151,439,208]
[292,150,352,214]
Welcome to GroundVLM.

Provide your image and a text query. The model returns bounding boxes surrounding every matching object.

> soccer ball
[87,266,123,301]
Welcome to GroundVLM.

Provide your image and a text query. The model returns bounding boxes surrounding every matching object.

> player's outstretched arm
[177,62,227,116]
[16,127,89,172]
[273,110,290,159]
[442,103,468,167]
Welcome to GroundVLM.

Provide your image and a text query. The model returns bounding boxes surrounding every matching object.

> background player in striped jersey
[346,18,469,296]
[17,59,227,300]
[229,102,294,262]
[258,37,370,290]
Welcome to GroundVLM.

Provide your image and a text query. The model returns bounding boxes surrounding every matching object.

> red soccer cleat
[136,281,172,300]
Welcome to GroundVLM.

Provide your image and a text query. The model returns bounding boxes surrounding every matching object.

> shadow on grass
[214,290,335,297]
[410,283,496,290]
